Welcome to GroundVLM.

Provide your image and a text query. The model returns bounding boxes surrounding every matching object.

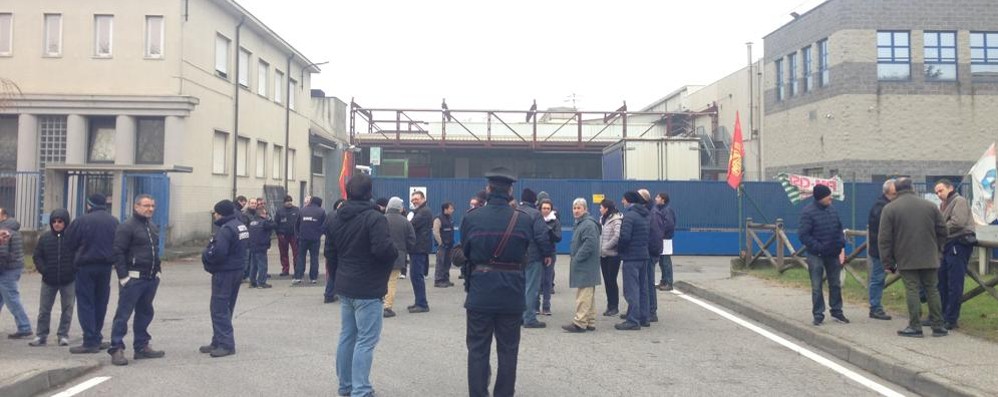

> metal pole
[284,53,294,193]
[231,18,244,200]
[747,42,761,181]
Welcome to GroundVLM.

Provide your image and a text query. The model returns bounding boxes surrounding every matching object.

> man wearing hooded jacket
[29,209,77,347]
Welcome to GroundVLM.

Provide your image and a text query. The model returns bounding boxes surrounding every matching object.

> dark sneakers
[614,321,641,331]
[812,318,823,326]
[602,309,618,317]
[70,345,101,354]
[134,346,166,360]
[944,322,959,330]
[897,327,924,338]
[257,283,273,289]
[869,311,892,320]
[523,321,546,329]
[831,314,850,324]
[210,347,235,358]
[931,327,949,337]
[407,305,429,314]
[109,349,128,366]
[383,308,396,318]
[7,331,32,339]
[561,324,586,333]
[199,344,215,354]
[324,296,339,304]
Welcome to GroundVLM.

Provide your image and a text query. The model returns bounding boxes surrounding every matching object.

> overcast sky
[237,0,825,111]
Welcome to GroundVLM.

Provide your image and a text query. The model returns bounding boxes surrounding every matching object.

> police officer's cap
[484,167,517,184]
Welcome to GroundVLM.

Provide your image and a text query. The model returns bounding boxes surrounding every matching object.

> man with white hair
[866,179,896,321]
[562,198,601,333]
[383,197,415,318]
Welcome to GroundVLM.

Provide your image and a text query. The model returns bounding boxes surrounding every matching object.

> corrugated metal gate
[371,177,895,255]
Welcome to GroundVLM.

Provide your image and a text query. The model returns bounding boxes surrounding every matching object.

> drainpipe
[231,17,245,200]
[284,53,294,193]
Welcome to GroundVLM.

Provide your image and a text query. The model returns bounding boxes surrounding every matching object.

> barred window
[38,115,67,168]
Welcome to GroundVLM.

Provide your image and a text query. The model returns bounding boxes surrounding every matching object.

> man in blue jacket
[798,184,849,326]
[616,191,650,331]
[247,205,276,289]
[66,194,119,354]
[295,198,326,285]
[639,189,663,324]
[200,200,248,358]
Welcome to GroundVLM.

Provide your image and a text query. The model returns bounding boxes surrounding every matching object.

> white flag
[969,143,996,225]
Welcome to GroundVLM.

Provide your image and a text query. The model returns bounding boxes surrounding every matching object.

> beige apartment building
[0,0,348,244]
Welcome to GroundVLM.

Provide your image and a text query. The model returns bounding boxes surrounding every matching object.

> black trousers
[600,256,621,311]
[210,270,242,351]
[467,310,522,397]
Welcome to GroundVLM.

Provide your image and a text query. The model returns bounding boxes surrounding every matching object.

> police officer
[107,194,164,366]
[200,200,248,358]
[461,167,552,397]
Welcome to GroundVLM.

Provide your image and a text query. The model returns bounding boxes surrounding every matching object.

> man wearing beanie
[383,197,415,317]
[274,195,301,277]
[325,174,397,397]
[615,191,650,330]
[200,200,248,357]
[798,184,849,326]
[66,193,120,354]
[518,188,548,328]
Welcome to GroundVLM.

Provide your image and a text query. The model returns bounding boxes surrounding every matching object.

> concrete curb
[674,280,988,397]
[0,360,100,397]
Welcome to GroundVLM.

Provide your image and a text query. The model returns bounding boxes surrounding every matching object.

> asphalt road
[3,255,913,396]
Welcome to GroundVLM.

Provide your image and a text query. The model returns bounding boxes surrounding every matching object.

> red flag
[339,151,353,199]
[726,112,745,189]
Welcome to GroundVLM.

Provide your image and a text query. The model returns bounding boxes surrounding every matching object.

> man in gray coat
[383,197,415,318]
[879,178,949,338]
[563,199,601,333]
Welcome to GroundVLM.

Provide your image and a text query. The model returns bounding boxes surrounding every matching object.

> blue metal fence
[372,177,889,255]
[121,173,171,255]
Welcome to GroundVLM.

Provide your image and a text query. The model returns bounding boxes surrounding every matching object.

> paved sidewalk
[679,271,998,397]
[0,358,98,397]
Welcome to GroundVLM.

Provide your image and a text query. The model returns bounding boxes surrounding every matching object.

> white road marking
[49,376,111,397]
[670,290,905,397]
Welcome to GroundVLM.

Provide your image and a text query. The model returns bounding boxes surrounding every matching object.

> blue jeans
[939,241,971,325]
[807,254,843,321]
[210,270,241,351]
[0,267,32,333]
[76,265,111,347]
[868,257,887,313]
[110,277,159,351]
[522,261,542,324]
[621,260,646,325]
[659,255,674,285]
[646,258,657,316]
[296,239,321,281]
[540,257,555,312]
[409,254,429,308]
[336,296,383,397]
[249,251,269,286]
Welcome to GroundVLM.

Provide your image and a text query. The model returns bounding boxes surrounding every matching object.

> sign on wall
[370,147,382,166]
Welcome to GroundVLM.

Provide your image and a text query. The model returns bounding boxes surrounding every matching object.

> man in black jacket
[461,167,552,397]
[107,194,165,366]
[433,202,456,288]
[295,197,325,285]
[200,200,249,358]
[639,189,664,324]
[326,174,397,397]
[30,209,76,347]
[408,190,433,312]
[867,179,896,321]
[274,195,300,277]
[67,194,119,354]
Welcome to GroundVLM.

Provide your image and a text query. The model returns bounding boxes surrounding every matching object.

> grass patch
[749,265,998,342]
